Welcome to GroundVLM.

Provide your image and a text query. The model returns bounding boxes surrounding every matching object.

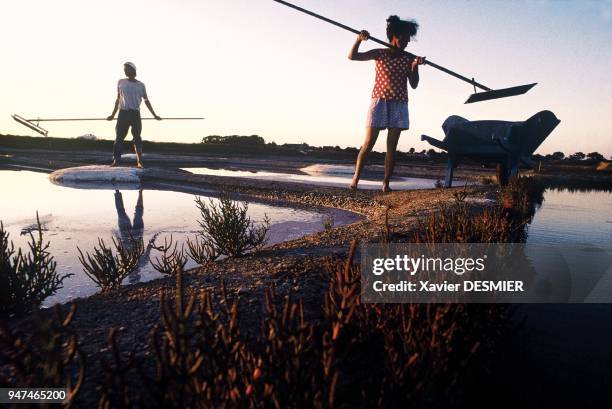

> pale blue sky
[0,0,610,156]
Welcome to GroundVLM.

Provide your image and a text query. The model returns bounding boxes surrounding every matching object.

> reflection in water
[182,166,443,190]
[114,189,147,284]
[541,179,612,193]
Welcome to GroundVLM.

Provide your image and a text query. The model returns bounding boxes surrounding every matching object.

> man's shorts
[116,109,142,144]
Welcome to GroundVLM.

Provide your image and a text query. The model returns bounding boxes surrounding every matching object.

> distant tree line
[200,135,440,156]
[199,135,609,163]
[532,151,608,161]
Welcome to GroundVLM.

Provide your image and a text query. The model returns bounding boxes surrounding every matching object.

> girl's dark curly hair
[386,15,419,41]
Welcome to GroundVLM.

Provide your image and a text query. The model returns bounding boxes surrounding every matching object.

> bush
[194,195,270,257]
[413,202,524,243]
[77,236,144,292]
[413,177,544,244]
[498,177,545,217]
[0,214,71,317]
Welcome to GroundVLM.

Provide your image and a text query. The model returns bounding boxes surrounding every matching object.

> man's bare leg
[134,144,144,169]
[350,127,381,190]
[382,128,402,192]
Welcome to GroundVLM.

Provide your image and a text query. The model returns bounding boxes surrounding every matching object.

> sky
[0,0,610,157]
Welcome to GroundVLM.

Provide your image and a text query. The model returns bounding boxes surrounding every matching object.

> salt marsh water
[183,164,442,190]
[526,188,611,244]
[503,187,612,407]
[0,169,359,305]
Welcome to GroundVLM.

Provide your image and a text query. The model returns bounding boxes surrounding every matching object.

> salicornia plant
[150,235,188,276]
[194,194,270,257]
[77,236,144,292]
[0,214,71,317]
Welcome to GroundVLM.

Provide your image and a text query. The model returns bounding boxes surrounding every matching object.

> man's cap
[124,62,137,71]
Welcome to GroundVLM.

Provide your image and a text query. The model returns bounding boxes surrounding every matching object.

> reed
[143,267,203,407]
[0,304,85,407]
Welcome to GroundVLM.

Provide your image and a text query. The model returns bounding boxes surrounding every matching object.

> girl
[348,15,425,192]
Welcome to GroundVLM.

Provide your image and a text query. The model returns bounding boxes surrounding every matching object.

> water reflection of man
[114,189,148,283]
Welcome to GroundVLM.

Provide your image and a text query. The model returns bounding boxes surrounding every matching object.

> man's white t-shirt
[118,79,146,111]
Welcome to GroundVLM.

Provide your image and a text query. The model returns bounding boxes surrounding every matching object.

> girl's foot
[136,162,144,169]
[110,160,118,167]
[382,184,392,192]
[349,183,357,191]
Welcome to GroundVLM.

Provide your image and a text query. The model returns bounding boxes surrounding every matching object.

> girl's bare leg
[350,127,381,190]
[382,128,402,192]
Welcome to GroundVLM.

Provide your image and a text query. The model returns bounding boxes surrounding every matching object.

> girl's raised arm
[348,30,380,61]
[408,56,426,89]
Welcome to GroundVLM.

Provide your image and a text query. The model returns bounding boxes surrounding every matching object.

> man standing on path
[107,62,161,168]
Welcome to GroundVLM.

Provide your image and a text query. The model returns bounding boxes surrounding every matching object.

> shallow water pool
[501,187,612,407]
[182,164,442,190]
[0,169,360,305]
[526,188,612,244]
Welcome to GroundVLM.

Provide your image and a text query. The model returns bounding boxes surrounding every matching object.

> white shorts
[366,98,409,130]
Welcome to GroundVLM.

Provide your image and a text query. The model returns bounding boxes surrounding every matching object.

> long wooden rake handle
[273,0,492,91]
[24,117,205,121]
[11,113,204,136]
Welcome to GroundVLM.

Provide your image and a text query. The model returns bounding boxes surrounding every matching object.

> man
[107,62,161,168]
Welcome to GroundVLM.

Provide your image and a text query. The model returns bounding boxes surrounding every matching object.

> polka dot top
[372,49,413,103]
